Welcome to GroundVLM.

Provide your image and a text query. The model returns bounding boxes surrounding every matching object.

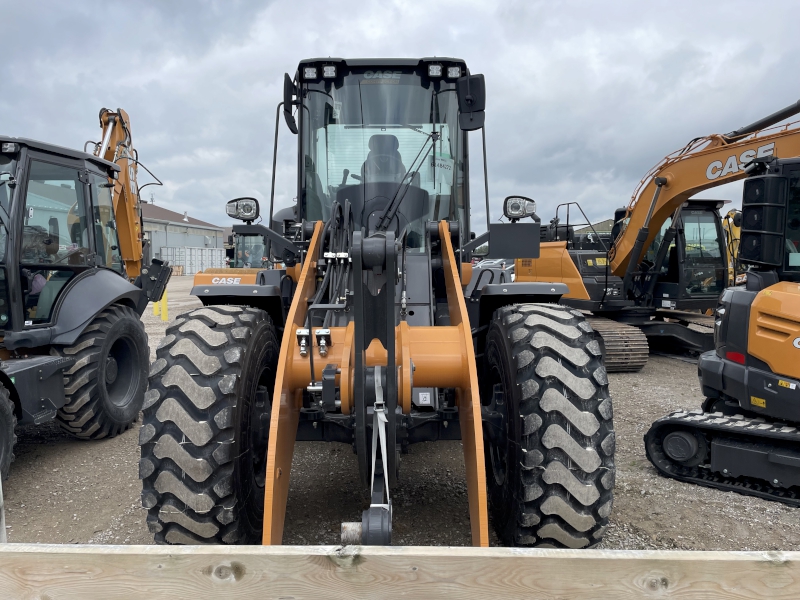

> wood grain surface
[1,544,798,599]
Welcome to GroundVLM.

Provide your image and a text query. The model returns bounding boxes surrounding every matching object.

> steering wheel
[52,247,90,264]
[363,154,405,181]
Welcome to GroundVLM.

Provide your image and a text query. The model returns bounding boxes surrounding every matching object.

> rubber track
[587,317,649,373]
[54,304,147,439]
[645,409,800,506]
[490,304,616,548]
[140,305,273,544]
[0,384,16,480]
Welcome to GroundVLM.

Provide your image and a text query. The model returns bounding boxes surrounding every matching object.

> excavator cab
[642,199,728,309]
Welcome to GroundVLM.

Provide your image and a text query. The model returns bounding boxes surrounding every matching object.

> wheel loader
[140,58,616,548]
[645,154,800,505]
[0,109,170,480]
[515,100,800,372]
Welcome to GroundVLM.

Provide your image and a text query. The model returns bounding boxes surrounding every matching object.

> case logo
[211,277,242,284]
[794,337,800,349]
[706,142,775,180]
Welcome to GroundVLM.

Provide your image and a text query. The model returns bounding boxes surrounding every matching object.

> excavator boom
[610,101,800,275]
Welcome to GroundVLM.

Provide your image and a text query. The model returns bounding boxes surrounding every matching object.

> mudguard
[4,269,143,350]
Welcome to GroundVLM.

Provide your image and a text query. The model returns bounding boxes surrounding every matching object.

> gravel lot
[3,276,799,549]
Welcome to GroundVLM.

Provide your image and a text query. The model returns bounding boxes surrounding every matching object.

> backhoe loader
[516,100,800,372]
[0,109,170,480]
[140,58,616,548]
[645,154,800,505]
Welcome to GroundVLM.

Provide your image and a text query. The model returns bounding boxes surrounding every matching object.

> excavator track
[645,409,800,507]
[587,317,649,373]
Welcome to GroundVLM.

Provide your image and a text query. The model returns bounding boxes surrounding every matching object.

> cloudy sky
[3,0,799,230]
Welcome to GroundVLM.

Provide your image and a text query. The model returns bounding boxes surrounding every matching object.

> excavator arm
[93,108,143,279]
[610,100,800,275]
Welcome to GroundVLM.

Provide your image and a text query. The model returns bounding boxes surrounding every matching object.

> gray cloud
[2,0,798,230]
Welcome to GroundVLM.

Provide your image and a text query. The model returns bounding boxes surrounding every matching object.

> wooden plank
[262,221,324,545]
[1,545,799,600]
[438,221,489,547]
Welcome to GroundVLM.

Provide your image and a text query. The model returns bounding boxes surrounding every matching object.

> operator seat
[361,135,406,182]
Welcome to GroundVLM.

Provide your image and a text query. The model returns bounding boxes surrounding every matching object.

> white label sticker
[662,300,676,309]
[417,392,431,405]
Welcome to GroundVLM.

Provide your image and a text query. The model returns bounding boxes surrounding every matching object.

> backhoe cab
[141,58,615,549]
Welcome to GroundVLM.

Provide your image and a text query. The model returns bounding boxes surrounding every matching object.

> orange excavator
[516,99,800,372]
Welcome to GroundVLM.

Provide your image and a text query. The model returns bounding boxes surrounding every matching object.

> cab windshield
[301,68,467,248]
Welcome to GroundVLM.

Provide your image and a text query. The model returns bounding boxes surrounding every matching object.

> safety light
[428,64,443,77]
[1,143,18,153]
[503,196,537,222]
[322,65,337,78]
[447,66,461,78]
[226,197,260,222]
[303,67,318,80]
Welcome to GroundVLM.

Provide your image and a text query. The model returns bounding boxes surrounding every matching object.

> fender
[50,269,143,346]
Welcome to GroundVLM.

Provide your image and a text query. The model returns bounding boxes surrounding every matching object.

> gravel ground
[3,276,799,549]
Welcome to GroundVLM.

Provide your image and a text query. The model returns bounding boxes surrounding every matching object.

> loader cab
[642,199,728,308]
[291,58,471,246]
[0,137,123,334]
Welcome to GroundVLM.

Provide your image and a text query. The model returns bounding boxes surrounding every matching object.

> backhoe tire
[0,383,16,481]
[54,304,149,439]
[482,304,615,548]
[139,306,278,544]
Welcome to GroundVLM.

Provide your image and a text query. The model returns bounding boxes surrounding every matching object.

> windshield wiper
[376,129,439,232]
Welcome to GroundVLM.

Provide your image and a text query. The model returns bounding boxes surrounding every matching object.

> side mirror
[456,74,486,131]
[733,212,743,228]
[226,197,260,223]
[283,73,298,135]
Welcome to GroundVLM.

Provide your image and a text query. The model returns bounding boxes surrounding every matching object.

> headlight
[503,196,537,221]
[226,197,260,222]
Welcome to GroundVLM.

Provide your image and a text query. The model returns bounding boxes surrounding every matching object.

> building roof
[141,203,222,230]
[575,219,615,234]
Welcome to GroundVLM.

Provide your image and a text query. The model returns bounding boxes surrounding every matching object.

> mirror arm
[460,230,489,254]
[233,223,300,261]
[269,101,283,230]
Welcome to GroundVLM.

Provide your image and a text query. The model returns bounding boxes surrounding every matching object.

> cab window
[21,160,90,324]
[91,173,124,274]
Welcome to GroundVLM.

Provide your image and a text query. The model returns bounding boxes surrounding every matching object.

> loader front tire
[139,306,278,544]
[54,304,149,439]
[0,383,16,480]
[482,304,615,548]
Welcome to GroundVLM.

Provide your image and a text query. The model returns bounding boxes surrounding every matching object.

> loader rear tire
[0,384,16,481]
[139,306,278,544]
[54,304,149,439]
[482,304,615,548]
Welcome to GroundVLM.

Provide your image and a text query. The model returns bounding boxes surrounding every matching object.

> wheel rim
[105,336,139,408]
[486,372,508,487]
[246,362,273,491]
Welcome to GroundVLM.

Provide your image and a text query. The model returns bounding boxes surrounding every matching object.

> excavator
[140,57,616,549]
[515,100,800,372]
[0,109,170,480]
[645,153,800,505]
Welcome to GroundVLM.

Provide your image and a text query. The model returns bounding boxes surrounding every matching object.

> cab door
[18,156,93,327]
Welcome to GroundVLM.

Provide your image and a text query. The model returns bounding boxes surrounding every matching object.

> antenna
[150,193,155,204]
